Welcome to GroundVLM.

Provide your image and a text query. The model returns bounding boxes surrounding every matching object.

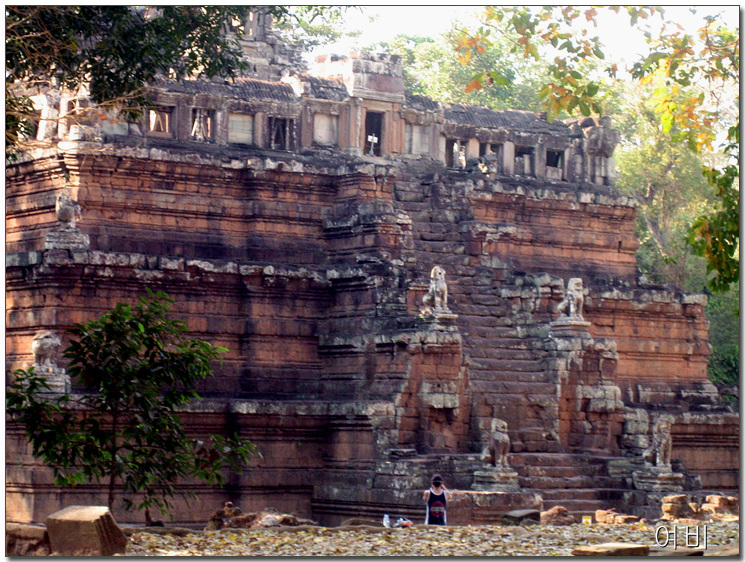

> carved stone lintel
[632,467,685,492]
[549,318,592,336]
[418,311,458,330]
[472,469,520,492]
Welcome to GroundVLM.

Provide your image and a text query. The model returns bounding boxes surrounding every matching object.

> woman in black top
[423,474,453,525]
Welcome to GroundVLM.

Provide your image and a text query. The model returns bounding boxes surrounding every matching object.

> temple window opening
[546,149,563,169]
[364,111,383,156]
[25,110,41,140]
[148,107,173,137]
[269,116,294,150]
[191,108,214,142]
[514,145,534,176]
[446,139,468,168]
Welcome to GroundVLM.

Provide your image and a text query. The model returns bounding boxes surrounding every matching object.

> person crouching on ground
[423,474,453,525]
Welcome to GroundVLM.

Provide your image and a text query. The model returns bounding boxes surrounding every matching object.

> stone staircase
[510,452,631,521]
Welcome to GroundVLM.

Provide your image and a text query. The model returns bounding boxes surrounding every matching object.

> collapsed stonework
[6,12,738,527]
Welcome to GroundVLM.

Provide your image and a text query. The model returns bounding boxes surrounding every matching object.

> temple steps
[510,452,632,521]
[540,488,626,502]
[519,475,623,489]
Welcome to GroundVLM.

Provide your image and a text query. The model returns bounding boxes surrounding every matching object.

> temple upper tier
[26,43,619,188]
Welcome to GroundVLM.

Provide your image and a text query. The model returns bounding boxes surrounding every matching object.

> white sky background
[307,5,740,70]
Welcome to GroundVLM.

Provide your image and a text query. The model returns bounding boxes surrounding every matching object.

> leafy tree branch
[6,290,258,522]
[5,5,345,159]
[456,6,738,292]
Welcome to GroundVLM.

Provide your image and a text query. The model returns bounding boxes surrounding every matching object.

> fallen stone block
[45,505,128,556]
[572,542,650,556]
[206,503,318,530]
[540,505,575,526]
[613,515,641,524]
[501,509,540,526]
[705,495,730,507]
[594,509,618,524]
[5,523,52,556]
[726,497,739,514]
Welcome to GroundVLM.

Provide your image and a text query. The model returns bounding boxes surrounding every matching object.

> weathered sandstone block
[540,506,575,526]
[45,505,128,556]
[5,523,51,556]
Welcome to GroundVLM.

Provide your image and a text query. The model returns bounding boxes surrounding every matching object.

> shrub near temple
[6,290,257,524]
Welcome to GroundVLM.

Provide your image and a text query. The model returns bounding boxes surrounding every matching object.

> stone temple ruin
[6,12,738,526]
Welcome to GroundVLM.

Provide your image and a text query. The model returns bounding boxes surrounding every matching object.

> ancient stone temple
[6,13,738,526]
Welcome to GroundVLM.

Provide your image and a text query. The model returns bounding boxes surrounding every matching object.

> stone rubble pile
[205,502,318,531]
[594,508,641,525]
[661,494,739,523]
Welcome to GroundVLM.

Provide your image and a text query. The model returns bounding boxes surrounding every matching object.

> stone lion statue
[422,266,448,311]
[643,416,673,469]
[55,190,82,230]
[557,277,584,319]
[32,330,62,368]
[481,418,511,468]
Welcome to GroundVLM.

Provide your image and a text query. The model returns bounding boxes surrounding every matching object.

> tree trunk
[107,408,119,510]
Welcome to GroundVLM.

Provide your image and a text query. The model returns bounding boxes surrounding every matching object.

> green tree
[376,29,549,112]
[705,286,740,386]
[5,5,339,159]
[612,78,717,285]
[273,6,357,52]
[6,290,256,523]
[610,79,739,383]
[456,7,739,293]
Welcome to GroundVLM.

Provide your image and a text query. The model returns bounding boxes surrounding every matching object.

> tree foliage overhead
[6,290,257,521]
[455,6,739,293]
[273,5,357,52]
[610,78,739,385]
[377,30,549,112]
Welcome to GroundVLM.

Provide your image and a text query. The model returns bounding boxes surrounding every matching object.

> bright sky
[309,5,740,69]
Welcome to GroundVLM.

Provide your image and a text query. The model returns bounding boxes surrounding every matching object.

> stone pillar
[254,111,265,148]
[534,145,547,178]
[350,98,363,155]
[502,142,515,175]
